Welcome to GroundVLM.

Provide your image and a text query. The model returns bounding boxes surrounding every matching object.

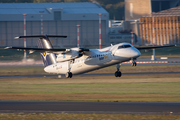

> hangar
[0,2,109,47]
[139,6,180,45]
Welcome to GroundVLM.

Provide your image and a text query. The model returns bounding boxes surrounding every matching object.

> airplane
[5,35,176,78]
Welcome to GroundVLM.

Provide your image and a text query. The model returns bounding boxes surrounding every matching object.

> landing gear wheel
[66,72,73,78]
[131,62,137,66]
[69,72,72,78]
[115,71,121,77]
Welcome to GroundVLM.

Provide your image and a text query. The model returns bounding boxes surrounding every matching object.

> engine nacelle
[56,50,82,62]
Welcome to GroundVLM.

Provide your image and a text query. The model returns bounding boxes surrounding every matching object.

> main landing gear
[115,64,122,77]
[66,72,72,78]
[66,60,74,78]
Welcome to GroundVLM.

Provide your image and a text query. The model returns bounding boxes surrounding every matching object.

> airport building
[139,6,180,45]
[0,2,109,47]
[125,0,180,21]
[123,0,180,45]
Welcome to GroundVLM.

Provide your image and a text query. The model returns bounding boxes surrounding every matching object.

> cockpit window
[118,45,123,49]
[118,45,131,49]
[123,45,131,48]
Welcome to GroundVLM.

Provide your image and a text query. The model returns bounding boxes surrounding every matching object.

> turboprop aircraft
[5,35,176,78]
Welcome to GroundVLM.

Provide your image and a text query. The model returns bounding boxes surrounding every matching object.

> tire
[69,72,73,78]
[118,71,122,77]
[115,71,121,77]
[115,71,118,77]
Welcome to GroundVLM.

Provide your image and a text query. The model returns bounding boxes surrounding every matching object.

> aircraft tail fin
[37,36,57,67]
[7,35,67,67]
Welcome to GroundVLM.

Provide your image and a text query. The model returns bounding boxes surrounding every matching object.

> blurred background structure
[120,0,180,46]
[0,2,109,47]
[0,0,180,47]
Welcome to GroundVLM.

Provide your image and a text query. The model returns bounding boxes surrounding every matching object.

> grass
[0,65,180,102]
[0,67,45,76]
[0,76,180,102]
[0,113,180,120]
[89,64,180,74]
[1,80,180,95]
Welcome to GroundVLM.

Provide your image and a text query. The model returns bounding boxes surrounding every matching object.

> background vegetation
[0,0,125,20]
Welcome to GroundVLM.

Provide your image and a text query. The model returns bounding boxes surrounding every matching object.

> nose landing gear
[131,58,137,66]
[115,71,121,77]
[115,64,122,77]
[131,61,137,66]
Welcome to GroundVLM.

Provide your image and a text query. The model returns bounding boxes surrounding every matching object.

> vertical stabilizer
[37,37,56,67]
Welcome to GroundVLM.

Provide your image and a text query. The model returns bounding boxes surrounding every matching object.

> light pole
[151,12,156,61]
[77,24,80,47]
[23,13,27,61]
[99,13,101,49]
[39,11,44,35]
[131,31,134,45]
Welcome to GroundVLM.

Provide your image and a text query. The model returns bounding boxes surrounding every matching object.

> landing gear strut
[131,58,137,66]
[115,64,121,77]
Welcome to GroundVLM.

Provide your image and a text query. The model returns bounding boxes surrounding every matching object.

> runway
[0,101,180,115]
[0,72,180,79]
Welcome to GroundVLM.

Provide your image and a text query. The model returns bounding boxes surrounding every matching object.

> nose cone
[123,48,141,58]
[114,47,141,59]
[132,49,141,58]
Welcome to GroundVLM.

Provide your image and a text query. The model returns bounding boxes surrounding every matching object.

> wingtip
[14,37,19,39]
[66,49,71,51]
[4,46,11,49]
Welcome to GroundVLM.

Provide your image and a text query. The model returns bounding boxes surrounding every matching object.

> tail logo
[43,52,46,56]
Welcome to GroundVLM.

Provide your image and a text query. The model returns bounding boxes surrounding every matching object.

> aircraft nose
[133,49,141,58]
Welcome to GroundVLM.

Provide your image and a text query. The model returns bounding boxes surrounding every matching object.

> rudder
[37,37,56,67]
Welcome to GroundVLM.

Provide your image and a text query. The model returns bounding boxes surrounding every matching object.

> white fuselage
[44,43,141,75]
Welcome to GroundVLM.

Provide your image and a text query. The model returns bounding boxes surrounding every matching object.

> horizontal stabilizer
[136,45,176,50]
[5,47,90,53]
[5,47,70,52]
[15,35,67,39]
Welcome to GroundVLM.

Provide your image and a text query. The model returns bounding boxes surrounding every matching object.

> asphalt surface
[0,72,180,79]
[0,101,180,115]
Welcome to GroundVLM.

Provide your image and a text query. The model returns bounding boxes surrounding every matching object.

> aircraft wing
[136,45,176,50]
[5,46,89,53]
